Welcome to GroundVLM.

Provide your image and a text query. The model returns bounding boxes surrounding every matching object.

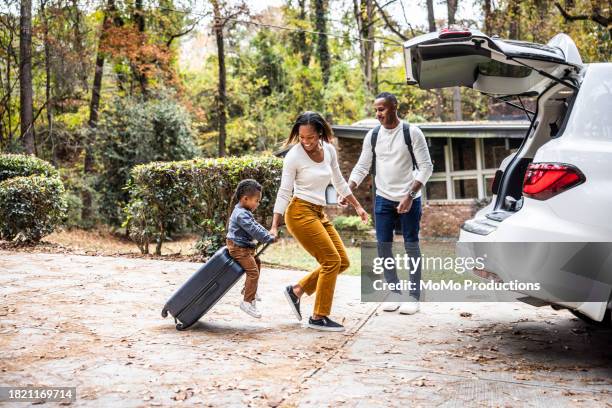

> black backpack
[370,122,419,176]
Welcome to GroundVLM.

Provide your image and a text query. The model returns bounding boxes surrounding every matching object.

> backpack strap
[370,125,381,176]
[403,122,419,171]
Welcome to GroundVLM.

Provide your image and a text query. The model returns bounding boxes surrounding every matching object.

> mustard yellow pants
[285,197,350,316]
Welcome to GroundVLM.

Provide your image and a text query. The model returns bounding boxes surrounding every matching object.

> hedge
[124,155,283,255]
[0,175,67,242]
[0,154,59,182]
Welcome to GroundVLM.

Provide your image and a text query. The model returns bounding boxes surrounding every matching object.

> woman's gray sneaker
[307,316,345,332]
[284,285,302,321]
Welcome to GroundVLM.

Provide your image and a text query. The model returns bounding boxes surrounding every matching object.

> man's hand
[397,195,413,214]
[338,195,349,207]
[356,206,370,224]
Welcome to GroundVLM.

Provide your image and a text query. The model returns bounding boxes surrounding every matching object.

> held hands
[338,195,349,208]
[269,227,279,243]
[397,195,414,214]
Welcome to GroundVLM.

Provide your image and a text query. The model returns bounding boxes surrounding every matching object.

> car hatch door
[403,29,583,96]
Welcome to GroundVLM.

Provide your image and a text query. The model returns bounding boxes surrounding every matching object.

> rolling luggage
[162,243,269,330]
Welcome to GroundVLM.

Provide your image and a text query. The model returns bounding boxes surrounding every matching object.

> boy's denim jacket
[226,204,274,248]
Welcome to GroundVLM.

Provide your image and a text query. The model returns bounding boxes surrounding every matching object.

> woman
[270,111,369,332]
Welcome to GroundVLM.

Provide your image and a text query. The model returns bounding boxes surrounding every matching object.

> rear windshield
[478,60,532,78]
[563,65,612,140]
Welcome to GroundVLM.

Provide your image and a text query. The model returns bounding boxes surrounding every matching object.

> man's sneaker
[399,299,420,315]
[240,300,261,318]
[307,316,345,332]
[382,302,400,312]
[284,285,302,321]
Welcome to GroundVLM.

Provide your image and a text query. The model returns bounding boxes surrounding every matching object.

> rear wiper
[506,56,579,92]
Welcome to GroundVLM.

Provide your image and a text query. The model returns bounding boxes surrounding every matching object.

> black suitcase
[162,243,269,330]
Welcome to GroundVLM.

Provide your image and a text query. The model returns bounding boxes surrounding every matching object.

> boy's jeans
[374,195,422,300]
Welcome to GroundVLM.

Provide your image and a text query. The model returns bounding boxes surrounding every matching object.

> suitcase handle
[255,242,270,257]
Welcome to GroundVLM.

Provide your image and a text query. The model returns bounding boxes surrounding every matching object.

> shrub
[0,175,67,242]
[96,95,198,226]
[332,215,372,231]
[124,155,282,255]
[0,154,59,182]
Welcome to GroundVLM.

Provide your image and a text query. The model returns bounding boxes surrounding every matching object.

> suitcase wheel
[161,307,168,318]
[176,322,186,331]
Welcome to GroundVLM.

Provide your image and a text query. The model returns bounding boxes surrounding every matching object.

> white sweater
[273,142,352,215]
[348,121,433,202]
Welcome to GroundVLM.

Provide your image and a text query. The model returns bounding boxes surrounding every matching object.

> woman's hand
[356,206,369,224]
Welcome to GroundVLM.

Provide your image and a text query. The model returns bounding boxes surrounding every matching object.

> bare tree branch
[554,1,611,30]
[373,0,408,40]
[166,18,203,47]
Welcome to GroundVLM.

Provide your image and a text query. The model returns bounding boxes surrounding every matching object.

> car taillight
[439,27,472,39]
[522,163,585,200]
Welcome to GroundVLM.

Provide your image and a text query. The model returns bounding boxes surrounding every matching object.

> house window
[452,138,477,170]
[483,138,522,169]
[484,175,495,197]
[453,178,478,199]
[428,138,447,173]
[425,180,447,200]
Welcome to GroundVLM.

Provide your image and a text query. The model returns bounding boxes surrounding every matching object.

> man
[341,92,433,314]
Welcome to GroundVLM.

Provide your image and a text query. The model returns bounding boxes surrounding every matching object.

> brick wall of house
[332,137,478,239]
[420,201,478,238]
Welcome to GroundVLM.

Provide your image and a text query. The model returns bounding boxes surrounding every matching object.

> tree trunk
[447,0,462,120]
[508,0,521,39]
[83,0,116,223]
[314,0,330,85]
[19,0,35,155]
[297,0,311,66]
[353,0,376,97]
[212,0,227,157]
[426,0,436,32]
[133,0,147,96]
[41,0,56,164]
[5,26,16,146]
[446,0,458,25]
[426,0,445,120]
[483,0,492,35]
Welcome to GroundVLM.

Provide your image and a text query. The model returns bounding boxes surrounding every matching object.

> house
[331,119,530,238]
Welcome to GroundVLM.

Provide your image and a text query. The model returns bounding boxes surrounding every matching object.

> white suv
[403,29,612,325]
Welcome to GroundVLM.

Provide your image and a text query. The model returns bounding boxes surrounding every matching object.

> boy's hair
[233,179,262,202]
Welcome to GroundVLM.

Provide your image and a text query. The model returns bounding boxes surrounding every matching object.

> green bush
[0,175,67,242]
[96,95,199,226]
[124,155,282,255]
[0,154,59,182]
[332,215,372,231]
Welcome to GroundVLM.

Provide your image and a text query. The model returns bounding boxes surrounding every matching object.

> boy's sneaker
[240,300,261,318]
[284,285,302,321]
[307,316,345,332]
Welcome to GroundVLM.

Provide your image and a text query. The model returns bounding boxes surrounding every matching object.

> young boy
[226,179,277,318]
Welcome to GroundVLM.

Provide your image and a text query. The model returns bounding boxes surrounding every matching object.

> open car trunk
[404,29,584,218]
[403,29,583,96]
